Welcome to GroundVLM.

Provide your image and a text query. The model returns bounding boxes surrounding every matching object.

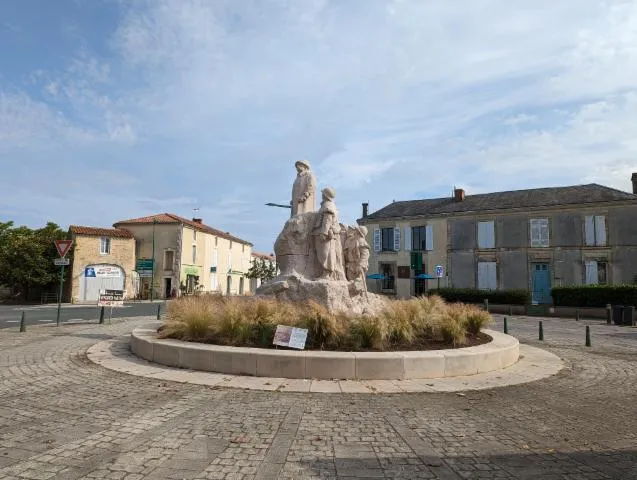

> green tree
[245,258,277,283]
[0,221,68,301]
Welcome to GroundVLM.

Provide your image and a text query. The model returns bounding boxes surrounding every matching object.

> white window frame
[477,221,495,249]
[585,215,607,246]
[477,261,497,290]
[100,237,111,255]
[193,228,197,242]
[530,218,550,248]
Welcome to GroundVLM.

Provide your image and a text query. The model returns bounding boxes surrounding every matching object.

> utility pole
[150,219,156,301]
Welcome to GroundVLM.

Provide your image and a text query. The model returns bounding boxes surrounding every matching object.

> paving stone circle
[0,315,636,479]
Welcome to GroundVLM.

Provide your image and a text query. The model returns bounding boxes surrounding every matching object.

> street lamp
[150,218,157,301]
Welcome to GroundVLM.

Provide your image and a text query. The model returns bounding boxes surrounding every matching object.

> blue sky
[1,0,636,252]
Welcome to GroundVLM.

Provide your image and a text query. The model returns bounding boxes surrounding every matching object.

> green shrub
[551,285,637,307]
[429,288,530,305]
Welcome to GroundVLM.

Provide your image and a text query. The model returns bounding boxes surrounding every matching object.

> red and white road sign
[54,240,73,258]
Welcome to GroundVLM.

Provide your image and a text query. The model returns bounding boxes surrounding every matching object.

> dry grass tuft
[159,293,492,351]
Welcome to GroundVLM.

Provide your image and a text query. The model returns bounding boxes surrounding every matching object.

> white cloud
[1,0,637,251]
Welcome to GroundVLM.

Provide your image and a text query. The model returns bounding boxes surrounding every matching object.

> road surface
[0,302,164,329]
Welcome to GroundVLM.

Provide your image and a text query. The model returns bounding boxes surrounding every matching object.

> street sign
[54,258,70,266]
[98,289,125,307]
[137,270,153,278]
[54,240,73,258]
[136,259,154,270]
[435,265,444,278]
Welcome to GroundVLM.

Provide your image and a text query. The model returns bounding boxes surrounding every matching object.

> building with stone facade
[67,226,137,303]
[358,175,637,304]
[113,213,253,299]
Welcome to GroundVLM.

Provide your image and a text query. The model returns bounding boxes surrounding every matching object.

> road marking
[38,320,53,323]
[5,320,20,323]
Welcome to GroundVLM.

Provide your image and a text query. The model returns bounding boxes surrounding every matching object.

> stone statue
[258,162,386,315]
[291,160,316,216]
[312,187,346,280]
[344,225,370,290]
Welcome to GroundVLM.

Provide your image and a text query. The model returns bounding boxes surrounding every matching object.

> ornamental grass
[158,294,493,351]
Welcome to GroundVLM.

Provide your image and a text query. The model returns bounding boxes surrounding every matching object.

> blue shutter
[403,226,412,252]
[393,227,401,251]
[373,229,381,253]
[584,216,595,246]
[595,216,606,246]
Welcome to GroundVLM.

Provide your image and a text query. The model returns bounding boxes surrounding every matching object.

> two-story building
[113,213,253,299]
[359,176,637,303]
[67,226,137,303]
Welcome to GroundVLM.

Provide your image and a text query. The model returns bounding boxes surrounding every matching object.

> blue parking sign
[85,267,96,277]
[435,265,444,278]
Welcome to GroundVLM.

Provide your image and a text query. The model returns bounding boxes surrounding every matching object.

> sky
[1,0,636,253]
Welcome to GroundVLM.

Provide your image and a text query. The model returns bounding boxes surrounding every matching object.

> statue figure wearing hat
[291,160,316,216]
[313,187,346,280]
[344,225,370,291]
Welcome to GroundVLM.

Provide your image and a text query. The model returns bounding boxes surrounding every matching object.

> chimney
[454,188,465,202]
[192,218,202,224]
[362,202,369,218]
[632,173,637,194]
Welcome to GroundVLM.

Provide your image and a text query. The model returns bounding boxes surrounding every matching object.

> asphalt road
[0,301,165,329]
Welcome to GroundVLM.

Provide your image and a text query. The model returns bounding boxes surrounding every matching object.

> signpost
[54,240,72,327]
[435,265,444,290]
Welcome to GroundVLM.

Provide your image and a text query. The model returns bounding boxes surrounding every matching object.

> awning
[366,273,386,280]
[415,273,436,279]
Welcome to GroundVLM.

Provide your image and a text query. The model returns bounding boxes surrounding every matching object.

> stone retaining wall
[131,329,519,380]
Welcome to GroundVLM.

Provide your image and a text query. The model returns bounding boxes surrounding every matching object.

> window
[193,229,197,241]
[192,245,197,264]
[100,237,111,255]
[210,273,218,291]
[228,252,233,271]
[478,262,497,290]
[212,248,218,268]
[380,263,395,291]
[478,221,495,249]
[530,219,549,247]
[163,250,174,270]
[381,227,402,251]
[412,226,426,251]
[230,241,233,250]
[585,260,608,285]
[585,216,607,246]
[242,245,245,253]
[215,236,218,246]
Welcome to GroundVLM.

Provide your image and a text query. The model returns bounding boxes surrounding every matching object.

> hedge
[551,285,637,308]
[428,288,530,305]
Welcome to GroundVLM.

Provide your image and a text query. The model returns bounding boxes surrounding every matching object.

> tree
[246,258,277,283]
[0,221,68,300]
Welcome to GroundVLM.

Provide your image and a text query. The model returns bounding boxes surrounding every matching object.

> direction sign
[54,258,70,266]
[54,240,73,258]
[435,265,444,278]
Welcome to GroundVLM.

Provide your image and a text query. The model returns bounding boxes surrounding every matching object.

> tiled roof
[251,251,275,261]
[114,213,253,246]
[361,184,637,222]
[69,226,134,239]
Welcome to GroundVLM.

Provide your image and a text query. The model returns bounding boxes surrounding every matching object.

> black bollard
[156,303,161,320]
[99,306,105,324]
[484,299,489,313]
[504,316,508,334]
[606,304,612,325]
[539,321,544,341]
[585,325,591,347]
[19,311,26,333]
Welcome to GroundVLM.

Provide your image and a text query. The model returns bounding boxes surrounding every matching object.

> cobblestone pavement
[0,316,636,480]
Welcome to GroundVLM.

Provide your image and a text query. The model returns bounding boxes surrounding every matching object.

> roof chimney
[362,202,369,218]
[192,218,202,224]
[632,173,637,194]
[454,188,465,202]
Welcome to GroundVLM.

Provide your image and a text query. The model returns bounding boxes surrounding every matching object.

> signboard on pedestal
[98,289,125,307]
[273,325,308,350]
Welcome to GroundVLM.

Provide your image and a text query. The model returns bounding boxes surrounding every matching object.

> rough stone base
[256,273,387,315]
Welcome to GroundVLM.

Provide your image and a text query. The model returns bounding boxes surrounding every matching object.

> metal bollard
[484,299,489,312]
[99,306,105,325]
[503,316,508,334]
[19,311,26,333]
[606,304,612,325]
[585,325,591,347]
[539,321,544,341]
[156,303,161,320]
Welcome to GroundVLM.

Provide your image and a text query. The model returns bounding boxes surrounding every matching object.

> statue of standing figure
[312,187,346,280]
[344,226,370,290]
[291,160,316,216]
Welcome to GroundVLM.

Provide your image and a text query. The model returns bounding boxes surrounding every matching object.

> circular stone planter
[131,329,519,381]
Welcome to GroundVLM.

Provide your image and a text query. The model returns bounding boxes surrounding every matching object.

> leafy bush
[159,294,492,351]
[429,288,530,305]
[551,285,637,307]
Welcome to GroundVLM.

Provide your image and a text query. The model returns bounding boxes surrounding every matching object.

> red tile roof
[69,226,134,239]
[114,213,253,246]
[251,251,275,261]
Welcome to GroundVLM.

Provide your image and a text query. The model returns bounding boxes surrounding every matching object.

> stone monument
[256,161,386,315]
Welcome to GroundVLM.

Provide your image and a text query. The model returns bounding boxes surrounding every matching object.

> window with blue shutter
[393,227,401,251]
[373,229,381,252]
[403,226,412,252]
[425,225,434,251]
[381,228,395,251]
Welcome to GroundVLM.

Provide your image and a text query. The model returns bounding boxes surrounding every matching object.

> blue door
[532,264,551,304]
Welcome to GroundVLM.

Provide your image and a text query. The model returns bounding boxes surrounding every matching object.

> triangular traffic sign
[55,240,73,258]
